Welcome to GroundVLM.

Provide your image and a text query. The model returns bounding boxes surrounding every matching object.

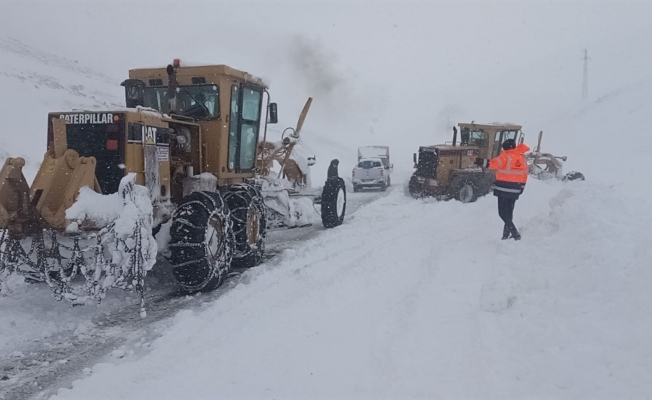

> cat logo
[143,126,157,145]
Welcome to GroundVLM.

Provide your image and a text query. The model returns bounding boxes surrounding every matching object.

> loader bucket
[0,157,38,237]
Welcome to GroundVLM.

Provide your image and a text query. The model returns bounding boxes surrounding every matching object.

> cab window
[493,129,520,157]
[239,89,262,171]
[228,85,239,171]
[468,130,488,147]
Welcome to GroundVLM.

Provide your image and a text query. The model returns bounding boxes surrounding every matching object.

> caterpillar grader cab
[0,61,346,315]
[408,122,523,202]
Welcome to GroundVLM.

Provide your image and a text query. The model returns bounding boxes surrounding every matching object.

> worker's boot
[510,225,521,241]
[502,225,511,240]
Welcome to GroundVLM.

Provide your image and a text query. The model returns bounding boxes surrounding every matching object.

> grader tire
[321,177,346,228]
[224,184,266,269]
[452,177,478,203]
[168,191,234,293]
[408,174,424,198]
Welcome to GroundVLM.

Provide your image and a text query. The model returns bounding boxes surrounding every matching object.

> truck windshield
[143,85,220,118]
[359,160,382,169]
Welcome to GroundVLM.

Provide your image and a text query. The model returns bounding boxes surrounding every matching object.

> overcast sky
[1,0,650,156]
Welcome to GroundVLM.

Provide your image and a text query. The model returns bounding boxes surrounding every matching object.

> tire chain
[223,184,267,264]
[0,186,153,315]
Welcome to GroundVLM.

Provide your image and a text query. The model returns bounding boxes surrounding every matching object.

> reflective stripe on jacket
[489,144,530,184]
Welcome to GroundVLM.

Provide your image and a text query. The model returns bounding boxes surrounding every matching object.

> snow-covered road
[46,179,652,399]
[0,185,389,400]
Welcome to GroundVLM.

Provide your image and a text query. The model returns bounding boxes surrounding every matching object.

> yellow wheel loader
[0,61,346,315]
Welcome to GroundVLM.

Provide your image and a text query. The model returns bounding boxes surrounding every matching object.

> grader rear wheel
[407,173,424,199]
[168,191,234,293]
[224,184,266,269]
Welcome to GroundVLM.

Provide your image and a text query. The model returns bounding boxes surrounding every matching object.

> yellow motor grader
[408,123,584,201]
[408,122,524,202]
[0,61,347,314]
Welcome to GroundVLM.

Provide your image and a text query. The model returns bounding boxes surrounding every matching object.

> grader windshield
[143,85,220,118]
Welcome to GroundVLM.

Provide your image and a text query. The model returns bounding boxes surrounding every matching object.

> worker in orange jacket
[474,139,530,240]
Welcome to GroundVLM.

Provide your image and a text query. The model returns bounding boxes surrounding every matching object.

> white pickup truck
[352,146,392,192]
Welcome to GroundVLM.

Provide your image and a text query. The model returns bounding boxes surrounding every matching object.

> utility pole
[582,49,590,101]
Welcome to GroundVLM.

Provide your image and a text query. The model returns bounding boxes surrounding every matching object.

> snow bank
[0,38,122,181]
[50,179,652,399]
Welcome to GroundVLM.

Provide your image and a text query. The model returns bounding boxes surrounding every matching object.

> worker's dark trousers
[498,196,518,235]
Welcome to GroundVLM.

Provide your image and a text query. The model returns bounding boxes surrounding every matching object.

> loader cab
[125,62,276,185]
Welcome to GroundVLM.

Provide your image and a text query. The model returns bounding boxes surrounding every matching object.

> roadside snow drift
[51,178,652,399]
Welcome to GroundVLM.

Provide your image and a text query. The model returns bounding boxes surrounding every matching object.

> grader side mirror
[268,103,278,124]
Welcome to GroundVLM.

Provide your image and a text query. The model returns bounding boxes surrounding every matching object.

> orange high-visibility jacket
[489,144,530,184]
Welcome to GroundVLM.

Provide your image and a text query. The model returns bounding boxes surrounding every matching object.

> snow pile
[49,178,652,399]
[260,176,320,228]
[113,175,158,269]
[64,174,157,277]
[65,187,122,232]
[286,143,315,183]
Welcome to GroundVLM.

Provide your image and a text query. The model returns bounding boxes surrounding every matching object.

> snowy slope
[540,79,652,203]
[0,37,123,179]
[50,178,652,399]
